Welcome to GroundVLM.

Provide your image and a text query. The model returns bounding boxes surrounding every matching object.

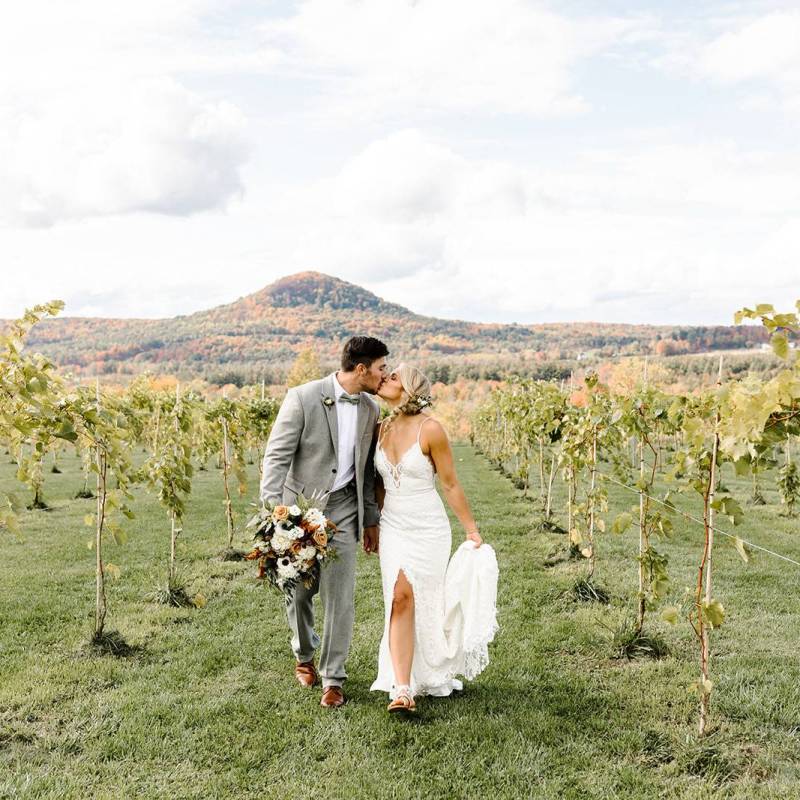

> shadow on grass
[537,517,568,535]
[85,630,145,659]
[675,730,749,786]
[347,669,620,741]
[600,617,669,661]
[543,543,584,567]
[569,577,611,604]
[365,678,752,785]
[217,548,247,562]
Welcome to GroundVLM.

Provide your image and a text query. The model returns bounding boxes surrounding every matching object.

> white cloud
[258,0,634,120]
[0,78,249,227]
[335,131,464,222]
[656,8,800,118]
[0,1,258,92]
[700,10,800,83]
[253,129,800,324]
[0,1,253,227]
[324,129,527,224]
[1,2,798,327]
[2,124,796,325]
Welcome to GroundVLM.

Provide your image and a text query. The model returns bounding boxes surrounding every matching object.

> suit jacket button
[332,468,337,473]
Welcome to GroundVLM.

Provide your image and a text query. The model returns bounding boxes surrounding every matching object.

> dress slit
[387,568,416,685]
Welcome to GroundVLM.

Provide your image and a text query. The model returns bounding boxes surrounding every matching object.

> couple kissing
[259,336,498,713]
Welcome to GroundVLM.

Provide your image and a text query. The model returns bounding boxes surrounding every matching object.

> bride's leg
[388,570,415,687]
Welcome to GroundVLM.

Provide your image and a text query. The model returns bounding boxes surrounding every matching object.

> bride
[370,363,498,713]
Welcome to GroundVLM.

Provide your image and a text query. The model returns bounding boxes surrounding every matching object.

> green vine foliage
[142,393,195,522]
[205,397,248,549]
[471,300,800,736]
[471,379,567,516]
[614,385,678,626]
[243,395,280,473]
[64,386,136,638]
[206,398,248,495]
[777,461,799,516]
[141,391,196,522]
[0,301,72,533]
[137,388,198,599]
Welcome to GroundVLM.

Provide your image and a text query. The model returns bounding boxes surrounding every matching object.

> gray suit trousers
[286,480,358,688]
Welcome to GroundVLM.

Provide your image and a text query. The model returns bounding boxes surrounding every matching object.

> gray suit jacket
[259,372,380,537]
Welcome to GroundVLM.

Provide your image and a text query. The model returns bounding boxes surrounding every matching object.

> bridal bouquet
[245,494,337,602]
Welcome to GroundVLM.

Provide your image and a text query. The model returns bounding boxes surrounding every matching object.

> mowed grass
[1,444,799,799]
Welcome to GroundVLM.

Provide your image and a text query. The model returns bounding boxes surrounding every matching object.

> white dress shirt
[330,372,358,491]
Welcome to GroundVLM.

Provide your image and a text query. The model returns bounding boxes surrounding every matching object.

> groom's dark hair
[341,336,389,372]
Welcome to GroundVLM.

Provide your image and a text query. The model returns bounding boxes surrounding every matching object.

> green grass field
[2,444,800,799]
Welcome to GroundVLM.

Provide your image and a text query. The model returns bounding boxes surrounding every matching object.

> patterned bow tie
[338,392,361,405]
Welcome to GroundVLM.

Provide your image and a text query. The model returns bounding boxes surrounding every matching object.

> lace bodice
[375,419,436,494]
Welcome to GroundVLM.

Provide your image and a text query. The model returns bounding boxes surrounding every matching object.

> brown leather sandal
[387,686,416,713]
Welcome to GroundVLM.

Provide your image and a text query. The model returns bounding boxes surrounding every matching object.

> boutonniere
[322,396,335,408]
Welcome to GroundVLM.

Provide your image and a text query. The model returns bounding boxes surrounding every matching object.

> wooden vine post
[697,355,723,737]
[637,360,648,630]
[221,412,234,549]
[94,378,107,639]
[587,429,598,579]
[169,382,180,586]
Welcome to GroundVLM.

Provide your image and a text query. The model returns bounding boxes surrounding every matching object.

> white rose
[288,505,302,516]
[271,529,293,554]
[298,545,317,561]
[289,524,305,540]
[303,508,326,528]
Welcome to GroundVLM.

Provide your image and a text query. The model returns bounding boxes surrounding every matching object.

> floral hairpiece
[399,393,433,415]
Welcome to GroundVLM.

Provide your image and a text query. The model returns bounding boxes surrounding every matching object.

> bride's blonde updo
[395,363,433,414]
[381,363,434,436]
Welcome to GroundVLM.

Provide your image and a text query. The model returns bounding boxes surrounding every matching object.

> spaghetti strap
[416,415,434,444]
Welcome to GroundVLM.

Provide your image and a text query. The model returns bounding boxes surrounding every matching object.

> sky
[1,0,799,325]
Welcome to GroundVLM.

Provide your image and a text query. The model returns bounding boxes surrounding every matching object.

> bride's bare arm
[424,419,482,546]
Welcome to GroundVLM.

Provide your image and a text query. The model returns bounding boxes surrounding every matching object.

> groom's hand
[363,526,379,555]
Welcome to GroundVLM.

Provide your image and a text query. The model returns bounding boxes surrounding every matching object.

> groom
[260,336,389,708]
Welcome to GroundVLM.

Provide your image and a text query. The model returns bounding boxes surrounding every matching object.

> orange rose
[272,505,290,522]
[290,541,303,555]
[312,528,328,548]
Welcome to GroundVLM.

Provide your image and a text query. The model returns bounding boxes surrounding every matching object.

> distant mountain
[203,272,412,317]
[9,271,767,383]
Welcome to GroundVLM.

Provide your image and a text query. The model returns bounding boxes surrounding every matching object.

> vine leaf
[772,332,789,359]
[701,599,725,628]
[661,606,679,625]
[692,677,714,697]
[612,512,632,534]
[733,536,751,563]
[711,495,744,526]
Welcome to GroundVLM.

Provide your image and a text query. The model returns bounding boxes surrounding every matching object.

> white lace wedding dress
[370,418,499,699]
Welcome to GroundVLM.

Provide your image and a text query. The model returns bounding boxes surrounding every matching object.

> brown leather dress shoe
[320,686,346,708]
[295,660,319,688]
